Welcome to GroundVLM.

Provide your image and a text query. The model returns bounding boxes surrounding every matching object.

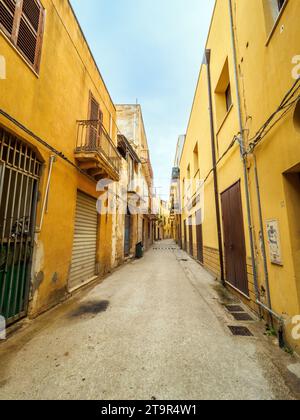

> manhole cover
[231,313,254,321]
[228,326,253,337]
[225,305,244,313]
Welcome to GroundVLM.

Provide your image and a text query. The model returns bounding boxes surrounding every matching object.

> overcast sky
[71,0,215,198]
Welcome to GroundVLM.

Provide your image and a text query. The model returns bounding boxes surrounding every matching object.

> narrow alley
[0,241,298,400]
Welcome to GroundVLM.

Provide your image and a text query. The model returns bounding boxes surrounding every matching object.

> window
[263,0,287,35]
[187,164,191,180]
[130,158,135,181]
[0,0,45,72]
[225,84,232,112]
[293,100,300,133]
[88,94,103,148]
[215,58,232,128]
[193,143,199,177]
[89,95,102,122]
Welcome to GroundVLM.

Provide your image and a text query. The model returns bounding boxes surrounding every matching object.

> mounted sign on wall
[266,219,283,266]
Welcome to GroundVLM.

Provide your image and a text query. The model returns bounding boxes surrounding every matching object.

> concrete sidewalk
[0,240,299,400]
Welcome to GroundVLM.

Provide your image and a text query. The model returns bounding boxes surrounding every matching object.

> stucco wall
[0,0,117,316]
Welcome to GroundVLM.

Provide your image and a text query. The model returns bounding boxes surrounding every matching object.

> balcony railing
[172,167,180,180]
[75,120,120,178]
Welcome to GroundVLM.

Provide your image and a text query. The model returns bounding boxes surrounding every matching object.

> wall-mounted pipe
[228,0,260,302]
[253,154,273,313]
[36,155,56,233]
[228,0,286,343]
[204,49,226,287]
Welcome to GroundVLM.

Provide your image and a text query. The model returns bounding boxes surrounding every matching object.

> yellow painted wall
[0,0,117,316]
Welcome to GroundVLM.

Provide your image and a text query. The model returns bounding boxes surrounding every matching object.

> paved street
[0,240,299,400]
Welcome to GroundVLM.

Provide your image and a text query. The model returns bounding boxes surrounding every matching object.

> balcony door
[88,94,103,149]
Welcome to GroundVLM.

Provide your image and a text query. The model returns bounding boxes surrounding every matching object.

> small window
[293,100,300,133]
[187,164,191,180]
[193,143,199,177]
[0,0,45,73]
[263,0,287,35]
[277,0,286,12]
[225,84,232,112]
[88,94,103,148]
[215,58,233,128]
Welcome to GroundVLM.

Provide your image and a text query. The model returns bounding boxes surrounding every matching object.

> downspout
[36,155,56,233]
[253,155,273,313]
[204,49,226,287]
[228,0,285,335]
[228,0,260,303]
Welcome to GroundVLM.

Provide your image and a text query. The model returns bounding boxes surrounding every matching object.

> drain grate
[153,248,177,251]
[228,326,253,337]
[225,305,244,313]
[231,313,254,321]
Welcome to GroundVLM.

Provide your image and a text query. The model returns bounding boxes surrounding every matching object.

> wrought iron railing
[76,120,120,174]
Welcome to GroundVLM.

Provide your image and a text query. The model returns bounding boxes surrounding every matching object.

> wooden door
[184,220,187,251]
[124,210,131,257]
[196,210,204,263]
[221,181,248,295]
[189,217,193,256]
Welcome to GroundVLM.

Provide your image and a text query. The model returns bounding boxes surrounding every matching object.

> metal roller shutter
[69,191,98,291]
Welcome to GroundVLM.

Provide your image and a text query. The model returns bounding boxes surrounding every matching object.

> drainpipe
[253,155,273,313]
[228,0,260,302]
[228,0,285,336]
[36,155,56,233]
[204,49,226,287]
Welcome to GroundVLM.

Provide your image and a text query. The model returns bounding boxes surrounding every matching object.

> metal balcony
[172,167,180,180]
[75,120,121,181]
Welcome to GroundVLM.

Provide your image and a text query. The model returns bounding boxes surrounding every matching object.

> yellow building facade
[116,105,155,254]
[179,0,300,351]
[0,0,122,323]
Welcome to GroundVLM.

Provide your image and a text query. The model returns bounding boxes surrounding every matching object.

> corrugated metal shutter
[69,191,98,291]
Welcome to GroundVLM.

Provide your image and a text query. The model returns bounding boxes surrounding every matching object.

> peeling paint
[52,272,59,284]
[32,271,45,294]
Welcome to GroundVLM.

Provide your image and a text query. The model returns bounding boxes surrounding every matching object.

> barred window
[0,0,45,73]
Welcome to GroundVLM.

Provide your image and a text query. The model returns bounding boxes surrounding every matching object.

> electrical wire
[203,136,238,184]
[247,79,300,153]
[181,79,300,203]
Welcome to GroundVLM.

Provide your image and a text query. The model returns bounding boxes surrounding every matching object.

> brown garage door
[221,181,249,295]
[183,220,187,251]
[189,217,193,256]
[196,210,204,263]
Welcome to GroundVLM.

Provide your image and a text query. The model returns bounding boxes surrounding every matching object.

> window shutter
[0,0,45,72]
[0,0,16,36]
[89,96,101,149]
[90,96,100,121]
[16,0,44,70]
